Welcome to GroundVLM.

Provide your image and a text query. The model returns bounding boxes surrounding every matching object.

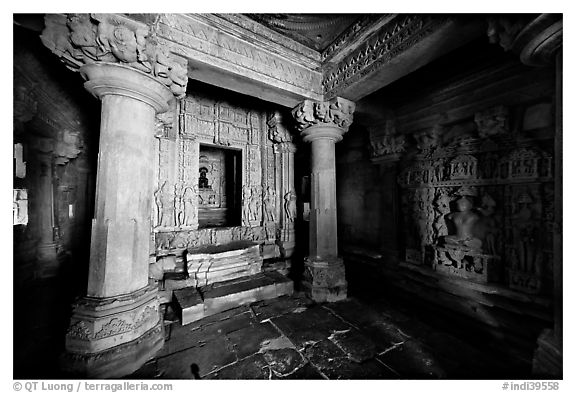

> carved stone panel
[398,135,553,294]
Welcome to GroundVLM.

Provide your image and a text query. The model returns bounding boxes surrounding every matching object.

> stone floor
[128,292,530,380]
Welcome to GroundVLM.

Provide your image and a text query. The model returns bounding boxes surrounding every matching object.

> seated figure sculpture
[444,188,482,251]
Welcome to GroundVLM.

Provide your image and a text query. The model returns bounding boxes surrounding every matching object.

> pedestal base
[302,257,347,302]
[61,320,163,378]
[63,285,163,378]
[532,329,562,378]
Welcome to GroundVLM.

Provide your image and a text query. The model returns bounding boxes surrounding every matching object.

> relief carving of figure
[263,186,277,222]
[433,188,452,240]
[153,181,164,228]
[160,182,175,228]
[510,193,543,275]
[242,186,252,225]
[250,186,262,222]
[183,186,197,227]
[284,190,297,223]
[174,184,185,227]
[443,187,482,251]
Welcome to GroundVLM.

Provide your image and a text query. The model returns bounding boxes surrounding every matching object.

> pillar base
[302,257,347,302]
[532,329,562,378]
[63,284,163,378]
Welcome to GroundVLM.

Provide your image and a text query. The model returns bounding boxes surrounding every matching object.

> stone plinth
[302,257,347,302]
[174,271,293,325]
[433,245,501,284]
[292,97,355,302]
[186,240,263,287]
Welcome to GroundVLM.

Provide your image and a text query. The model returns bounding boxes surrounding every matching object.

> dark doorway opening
[198,145,242,228]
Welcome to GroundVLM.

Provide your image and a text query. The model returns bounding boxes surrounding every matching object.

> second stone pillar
[292,97,355,302]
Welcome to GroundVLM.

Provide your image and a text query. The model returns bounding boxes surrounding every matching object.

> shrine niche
[152,88,296,272]
[197,145,242,228]
[397,105,554,294]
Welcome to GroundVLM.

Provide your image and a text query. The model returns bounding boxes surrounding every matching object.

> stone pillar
[62,63,174,378]
[491,13,563,377]
[40,13,188,378]
[292,98,355,302]
[32,142,59,277]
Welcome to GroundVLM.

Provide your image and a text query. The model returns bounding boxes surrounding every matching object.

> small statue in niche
[444,186,483,251]
[263,186,277,222]
[284,190,297,223]
[198,167,210,189]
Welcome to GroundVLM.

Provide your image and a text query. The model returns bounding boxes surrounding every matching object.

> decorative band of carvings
[157,14,321,95]
[321,15,389,62]
[322,15,448,97]
[292,97,355,133]
[40,13,188,98]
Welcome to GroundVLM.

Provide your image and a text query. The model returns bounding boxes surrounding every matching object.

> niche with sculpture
[151,90,297,272]
[396,105,554,294]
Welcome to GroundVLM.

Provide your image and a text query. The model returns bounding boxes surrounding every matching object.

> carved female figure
[284,190,297,222]
[183,186,196,227]
[242,186,252,225]
[263,186,277,222]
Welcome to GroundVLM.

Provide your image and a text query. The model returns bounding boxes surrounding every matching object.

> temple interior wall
[336,39,557,352]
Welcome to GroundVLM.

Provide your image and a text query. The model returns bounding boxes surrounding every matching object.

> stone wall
[336,40,557,348]
[152,83,294,264]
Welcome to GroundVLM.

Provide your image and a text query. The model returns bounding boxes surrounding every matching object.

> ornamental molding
[156,14,322,96]
[292,97,355,133]
[40,13,188,98]
[322,15,449,98]
[321,14,395,63]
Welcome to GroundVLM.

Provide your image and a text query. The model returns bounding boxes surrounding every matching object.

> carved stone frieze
[399,131,553,293]
[157,14,321,96]
[292,97,355,133]
[322,15,448,98]
[41,13,188,98]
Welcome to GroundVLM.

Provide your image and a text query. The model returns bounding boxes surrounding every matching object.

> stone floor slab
[377,340,447,379]
[226,322,283,360]
[205,353,271,380]
[262,348,306,377]
[328,329,377,363]
[157,336,236,378]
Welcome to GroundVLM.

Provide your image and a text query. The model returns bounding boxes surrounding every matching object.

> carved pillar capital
[291,97,355,143]
[487,14,562,66]
[81,63,174,114]
[40,13,188,98]
[367,121,406,164]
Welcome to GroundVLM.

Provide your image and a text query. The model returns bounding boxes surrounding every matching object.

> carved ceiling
[245,14,361,51]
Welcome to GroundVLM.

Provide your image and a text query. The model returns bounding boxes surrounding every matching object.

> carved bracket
[41,13,188,98]
[292,97,355,132]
